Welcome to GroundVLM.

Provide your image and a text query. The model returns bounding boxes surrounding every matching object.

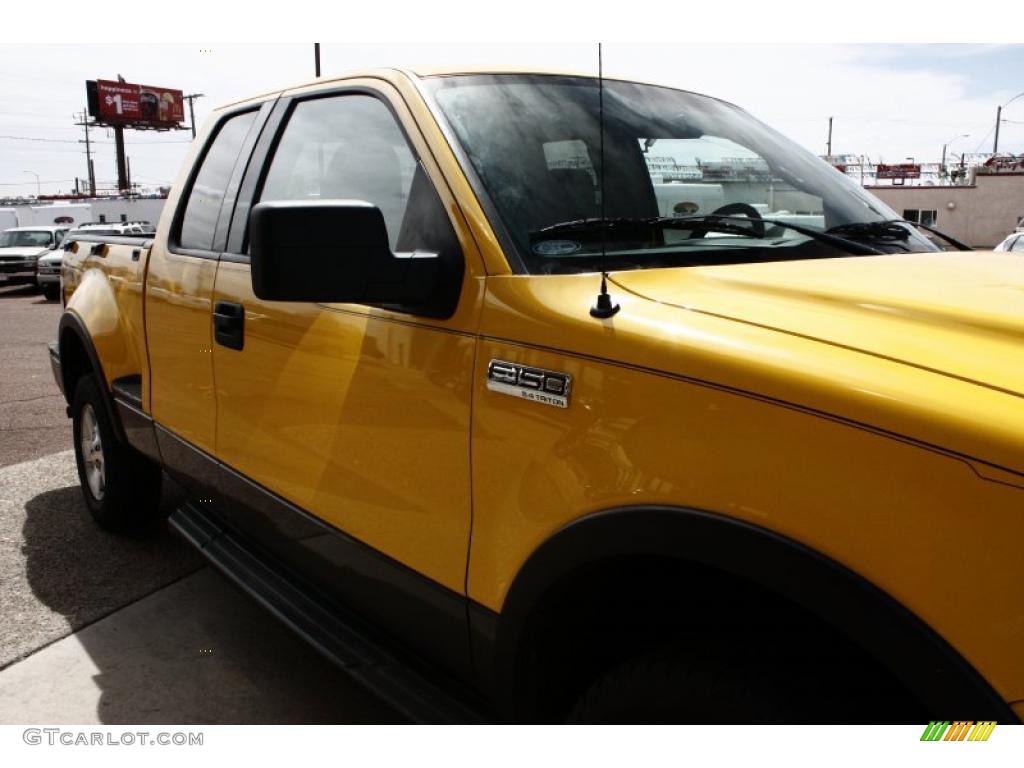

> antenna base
[590,292,620,319]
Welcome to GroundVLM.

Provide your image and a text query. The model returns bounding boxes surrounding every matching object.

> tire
[567,651,796,724]
[72,374,162,532]
[41,285,59,301]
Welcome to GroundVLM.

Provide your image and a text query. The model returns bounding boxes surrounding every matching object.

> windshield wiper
[673,215,886,255]
[901,220,971,251]
[826,219,973,252]
[535,215,884,256]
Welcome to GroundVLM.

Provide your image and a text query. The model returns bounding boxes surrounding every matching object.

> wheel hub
[80,404,105,500]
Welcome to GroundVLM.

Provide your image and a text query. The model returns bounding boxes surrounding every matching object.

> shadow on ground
[11,474,401,724]
[0,285,52,303]
[21,481,198,629]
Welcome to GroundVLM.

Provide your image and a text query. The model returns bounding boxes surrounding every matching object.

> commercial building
[867,172,1024,248]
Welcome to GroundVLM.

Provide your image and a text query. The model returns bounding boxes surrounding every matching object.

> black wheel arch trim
[487,505,1017,722]
[56,311,127,444]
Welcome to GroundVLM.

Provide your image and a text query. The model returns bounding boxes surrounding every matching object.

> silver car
[35,248,66,301]
[993,231,1024,253]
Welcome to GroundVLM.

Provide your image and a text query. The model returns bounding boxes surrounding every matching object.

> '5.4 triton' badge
[486,360,572,409]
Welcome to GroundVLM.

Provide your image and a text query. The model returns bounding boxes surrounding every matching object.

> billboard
[87,79,185,128]
[876,163,921,180]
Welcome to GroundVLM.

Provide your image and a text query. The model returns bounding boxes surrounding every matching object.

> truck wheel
[41,285,59,301]
[72,374,162,533]
[566,651,794,724]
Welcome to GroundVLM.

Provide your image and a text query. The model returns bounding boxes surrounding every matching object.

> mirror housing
[249,199,460,317]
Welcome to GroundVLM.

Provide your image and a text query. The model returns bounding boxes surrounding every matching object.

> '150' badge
[486,360,572,409]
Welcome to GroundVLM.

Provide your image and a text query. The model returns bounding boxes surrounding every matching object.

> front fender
[489,505,1016,723]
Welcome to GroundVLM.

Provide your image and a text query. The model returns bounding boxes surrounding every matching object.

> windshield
[0,230,54,249]
[426,75,939,274]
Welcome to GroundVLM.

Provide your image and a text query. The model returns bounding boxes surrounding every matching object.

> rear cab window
[176,110,258,252]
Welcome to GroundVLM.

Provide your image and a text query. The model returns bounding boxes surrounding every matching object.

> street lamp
[993,91,1024,154]
[941,134,970,183]
[22,170,40,197]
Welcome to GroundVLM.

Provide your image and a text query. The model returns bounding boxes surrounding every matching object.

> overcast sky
[2,43,1022,196]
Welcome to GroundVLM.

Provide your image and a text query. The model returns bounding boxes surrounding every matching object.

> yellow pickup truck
[49,68,1023,724]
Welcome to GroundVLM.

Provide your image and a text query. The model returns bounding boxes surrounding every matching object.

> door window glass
[259,95,418,251]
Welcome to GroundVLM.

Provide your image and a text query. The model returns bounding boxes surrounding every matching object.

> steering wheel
[700,202,766,239]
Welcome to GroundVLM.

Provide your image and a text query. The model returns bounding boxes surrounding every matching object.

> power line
[973,126,996,153]
[0,179,77,186]
[0,135,82,143]
[0,134,192,145]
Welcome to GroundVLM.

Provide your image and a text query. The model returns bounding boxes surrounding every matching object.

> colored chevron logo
[920,721,997,741]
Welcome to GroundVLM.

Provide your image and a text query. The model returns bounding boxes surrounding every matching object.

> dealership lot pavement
[0,285,401,723]
[0,286,69,467]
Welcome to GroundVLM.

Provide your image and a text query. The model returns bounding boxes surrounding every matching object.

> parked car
[49,68,1022,724]
[993,231,1024,252]
[0,225,67,289]
[34,250,63,301]
[70,221,155,236]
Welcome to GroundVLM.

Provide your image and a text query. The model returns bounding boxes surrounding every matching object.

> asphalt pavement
[0,284,401,723]
[0,285,69,467]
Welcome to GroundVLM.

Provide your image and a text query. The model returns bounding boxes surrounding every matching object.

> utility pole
[994,105,1002,155]
[315,43,321,77]
[826,117,833,157]
[76,110,97,196]
[113,125,129,194]
[183,93,204,139]
[994,92,1024,155]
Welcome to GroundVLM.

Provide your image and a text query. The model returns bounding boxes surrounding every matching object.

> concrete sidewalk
[0,569,400,724]
[0,450,400,724]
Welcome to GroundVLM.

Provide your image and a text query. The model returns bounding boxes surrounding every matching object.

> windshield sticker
[532,239,582,256]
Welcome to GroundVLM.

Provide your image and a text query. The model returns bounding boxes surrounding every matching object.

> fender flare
[57,310,126,444]
[489,505,1015,722]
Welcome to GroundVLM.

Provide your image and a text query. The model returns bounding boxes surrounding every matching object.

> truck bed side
[58,234,153,409]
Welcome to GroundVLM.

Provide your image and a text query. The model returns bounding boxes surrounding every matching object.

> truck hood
[611,251,1024,400]
[0,247,48,258]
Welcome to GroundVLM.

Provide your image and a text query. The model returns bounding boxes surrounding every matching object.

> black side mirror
[249,199,461,318]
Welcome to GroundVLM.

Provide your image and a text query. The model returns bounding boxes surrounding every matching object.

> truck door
[210,84,482,677]
[145,105,269,496]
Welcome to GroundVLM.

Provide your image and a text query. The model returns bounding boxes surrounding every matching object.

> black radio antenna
[590,42,620,319]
